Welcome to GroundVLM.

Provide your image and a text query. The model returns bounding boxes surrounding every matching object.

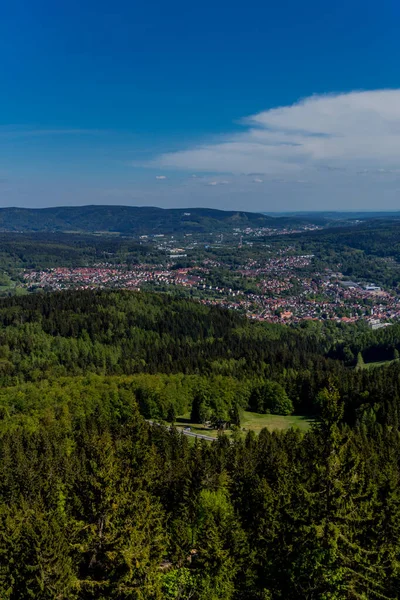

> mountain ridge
[0,205,313,234]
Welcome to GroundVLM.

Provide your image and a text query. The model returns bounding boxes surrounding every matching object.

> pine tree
[0,502,77,600]
[287,384,397,599]
[229,403,241,428]
[71,424,167,599]
[167,404,176,424]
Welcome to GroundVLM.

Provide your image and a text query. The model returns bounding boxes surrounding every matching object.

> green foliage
[2,288,400,427]
[0,374,399,598]
[0,290,400,598]
[162,568,196,599]
[250,380,294,415]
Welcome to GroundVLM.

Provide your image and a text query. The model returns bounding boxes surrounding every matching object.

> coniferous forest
[1,290,400,598]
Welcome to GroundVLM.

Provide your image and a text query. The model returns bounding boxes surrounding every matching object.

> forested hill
[2,290,400,598]
[0,205,306,234]
[1,289,400,426]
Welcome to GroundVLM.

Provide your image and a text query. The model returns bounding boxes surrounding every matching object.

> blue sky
[2,0,400,211]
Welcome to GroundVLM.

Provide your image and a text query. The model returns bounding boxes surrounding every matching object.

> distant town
[23,232,399,328]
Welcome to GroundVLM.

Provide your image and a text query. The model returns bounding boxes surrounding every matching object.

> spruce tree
[288,385,397,599]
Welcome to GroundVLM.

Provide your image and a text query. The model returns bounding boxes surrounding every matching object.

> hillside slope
[0,205,307,234]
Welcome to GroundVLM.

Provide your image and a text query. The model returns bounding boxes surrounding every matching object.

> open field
[241,411,313,433]
[175,411,313,438]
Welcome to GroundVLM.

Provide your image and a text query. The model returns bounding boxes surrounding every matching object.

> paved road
[180,430,215,441]
[146,420,215,442]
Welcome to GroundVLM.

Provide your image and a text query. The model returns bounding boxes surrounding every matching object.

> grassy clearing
[241,411,313,433]
[361,358,399,370]
[0,283,28,297]
[174,411,313,438]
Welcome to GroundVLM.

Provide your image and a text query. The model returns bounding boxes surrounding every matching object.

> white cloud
[155,175,167,180]
[151,90,400,177]
[253,178,263,183]
[208,180,229,186]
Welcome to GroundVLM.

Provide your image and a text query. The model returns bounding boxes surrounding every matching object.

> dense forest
[1,376,400,598]
[0,232,155,271]
[1,290,400,598]
[0,290,399,424]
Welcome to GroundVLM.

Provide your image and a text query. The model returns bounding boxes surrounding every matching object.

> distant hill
[0,205,314,234]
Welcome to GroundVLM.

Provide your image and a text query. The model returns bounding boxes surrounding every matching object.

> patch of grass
[241,411,313,433]
[174,411,313,438]
[361,358,399,369]
[0,282,28,297]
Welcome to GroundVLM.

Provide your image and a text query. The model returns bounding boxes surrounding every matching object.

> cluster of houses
[23,254,400,328]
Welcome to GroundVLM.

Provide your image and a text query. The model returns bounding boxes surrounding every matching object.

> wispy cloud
[150,90,400,177]
[155,175,167,180]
